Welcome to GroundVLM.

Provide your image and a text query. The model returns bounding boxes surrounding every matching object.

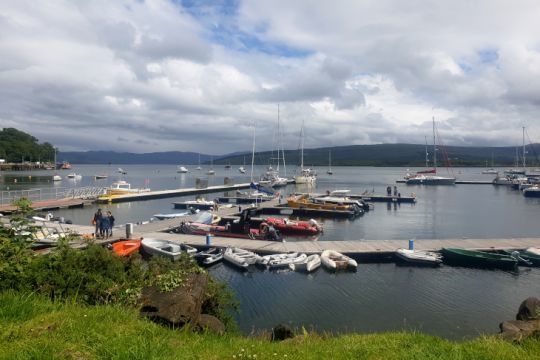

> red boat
[112,240,141,256]
[264,217,322,235]
[179,221,282,241]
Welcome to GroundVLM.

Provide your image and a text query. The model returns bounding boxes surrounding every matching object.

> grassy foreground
[1,292,540,359]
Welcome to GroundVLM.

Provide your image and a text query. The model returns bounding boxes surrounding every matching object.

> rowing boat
[441,248,517,270]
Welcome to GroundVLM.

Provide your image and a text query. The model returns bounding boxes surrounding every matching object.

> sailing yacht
[294,121,316,185]
[52,149,62,181]
[260,105,288,187]
[238,156,246,174]
[327,150,333,175]
[195,153,202,171]
[481,153,497,174]
[405,117,455,185]
[505,127,527,175]
[207,156,215,175]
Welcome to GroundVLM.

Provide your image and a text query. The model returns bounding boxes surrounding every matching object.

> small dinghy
[112,240,141,257]
[289,254,321,272]
[153,212,190,220]
[141,239,194,260]
[258,252,308,269]
[321,250,357,270]
[194,247,224,266]
[395,248,442,266]
[223,247,261,269]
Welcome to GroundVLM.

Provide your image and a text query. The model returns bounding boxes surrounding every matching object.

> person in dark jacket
[107,211,115,236]
[100,214,110,239]
[93,209,103,238]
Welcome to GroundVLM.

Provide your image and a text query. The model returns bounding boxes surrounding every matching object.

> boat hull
[406,177,456,185]
[112,240,141,257]
[441,248,517,270]
[395,249,442,266]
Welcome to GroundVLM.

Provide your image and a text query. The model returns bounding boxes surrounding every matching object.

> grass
[1,292,540,359]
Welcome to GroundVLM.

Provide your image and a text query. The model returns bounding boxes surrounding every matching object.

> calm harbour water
[2,165,540,339]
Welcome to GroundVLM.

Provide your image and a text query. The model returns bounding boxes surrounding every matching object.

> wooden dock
[0,198,90,214]
[95,182,271,204]
[295,192,416,203]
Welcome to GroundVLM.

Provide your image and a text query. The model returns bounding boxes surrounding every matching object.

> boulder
[140,273,208,327]
[271,324,295,341]
[516,297,540,321]
[196,314,226,335]
[500,320,540,342]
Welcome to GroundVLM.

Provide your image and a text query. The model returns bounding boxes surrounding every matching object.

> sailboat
[52,149,62,181]
[260,104,288,188]
[405,117,456,185]
[481,152,498,174]
[294,120,316,185]
[327,150,333,175]
[195,154,202,171]
[207,156,215,175]
[505,127,527,175]
[238,156,246,174]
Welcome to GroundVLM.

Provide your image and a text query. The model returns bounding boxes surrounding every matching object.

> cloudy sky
[1,0,540,154]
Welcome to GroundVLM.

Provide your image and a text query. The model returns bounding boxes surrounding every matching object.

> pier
[0,198,91,213]
[396,180,493,185]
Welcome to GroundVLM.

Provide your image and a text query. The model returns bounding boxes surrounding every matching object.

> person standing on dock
[100,214,110,239]
[394,186,398,196]
[92,209,103,239]
[386,186,392,196]
[107,211,115,237]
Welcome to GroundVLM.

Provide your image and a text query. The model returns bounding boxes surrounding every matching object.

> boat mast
[329,150,332,171]
[424,136,429,168]
[300,120,305,170]
[523,126,526,169]
[432,116,437,169]
[276,104,280,172]
[250,120,256,183]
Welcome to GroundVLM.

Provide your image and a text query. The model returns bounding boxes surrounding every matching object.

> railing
[0,187,107,205]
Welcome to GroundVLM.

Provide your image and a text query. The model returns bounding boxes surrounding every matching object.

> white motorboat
[238,166,246,174]
[153,212,191,220]
[194,248,225,266]
[395,248,442,266]
[223,247,261,269]
[66,173,82,179]
[52,175,62,181]
[492,175,513,185]
[105,180,150,196]
[289,254,321,272]
[173,198,216,210]
[258,252,307,269]
[177,166,189,173]
[94,174,108,179]
[482,169,498,174]
[321,250,357,270]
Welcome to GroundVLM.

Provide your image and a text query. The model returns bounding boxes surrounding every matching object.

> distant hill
[0,128,55,163]
[213,143,540,167]
[57,151,219,165]
[54,145,540,167]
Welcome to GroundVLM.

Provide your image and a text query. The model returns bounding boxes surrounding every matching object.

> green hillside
[0,128,55,163]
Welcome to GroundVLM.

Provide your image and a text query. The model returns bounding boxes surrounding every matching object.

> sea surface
[2,164,540,339]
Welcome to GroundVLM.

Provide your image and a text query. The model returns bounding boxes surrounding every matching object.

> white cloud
[1,0,540,153]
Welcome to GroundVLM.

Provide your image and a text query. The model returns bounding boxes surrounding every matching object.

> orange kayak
[112,240,141,256]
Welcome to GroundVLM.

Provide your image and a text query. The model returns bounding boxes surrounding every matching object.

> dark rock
[140,273,208,328]
[516,297,540,321]
[196,314,225,335]
[500,320,540,342]
[271,324,294,341]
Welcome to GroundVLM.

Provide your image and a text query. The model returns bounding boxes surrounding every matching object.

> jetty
[396,180,493,185]
[0,198,91,213]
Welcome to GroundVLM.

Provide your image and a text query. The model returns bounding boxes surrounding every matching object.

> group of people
[386,185,401,198]
[92,209,115,239]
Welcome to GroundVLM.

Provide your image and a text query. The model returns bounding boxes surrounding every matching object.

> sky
[1,0,540,154]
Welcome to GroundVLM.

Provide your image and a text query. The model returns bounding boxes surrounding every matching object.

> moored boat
[287,194,361,213]
[141,238,184,260]
[525,247,540,257]
[94,174,108,180]
[173,198,216,210]
[177,166,189,173]
[194,247,224,266]
[264,217,322,235]
[104,180,150,196]
[153,212,191,220]
[523,186,540,197]
[112,240,141,257]
[395,248,442,266]
[258,252,307,268]
[223,247,261,269]
[52,174,62,181]
[289,254,321,272]
[321,250,357,270]
[441,248,517,270]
